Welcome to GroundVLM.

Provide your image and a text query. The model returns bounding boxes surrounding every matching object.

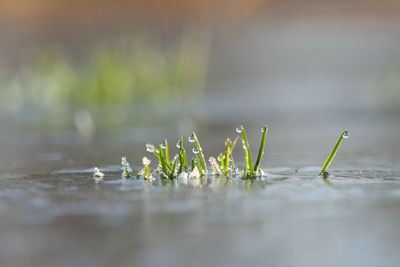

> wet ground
[1,111,400,267]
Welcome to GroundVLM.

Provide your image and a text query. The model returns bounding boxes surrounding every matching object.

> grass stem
[319,130,349,175]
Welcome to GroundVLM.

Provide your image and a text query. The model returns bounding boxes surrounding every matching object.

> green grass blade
[170,157,178,179]
[319,130,349,175]
[153,151,161,161]
[164,139,171,167]
[159,144,170,177]
[242,139,249,178]
[195,155,204,176]
[218,153,224,169]
[241,126,254,176]
[230,155,237,173]
[230,136,239,151]
[224,138,231,174]
[191,158,195,171]
[253,125,268,172]
[179,137,188,173]
[193,132,207,172]
[145,165,152,179]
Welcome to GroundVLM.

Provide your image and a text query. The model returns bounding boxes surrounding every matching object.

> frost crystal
[257,168,266,177]
[142,156,151,166]
[209,157,221,174]
[146,143,155,153]
[121,156,133,178]
[93,167,104,178]
[189,167,201,179]
[178,172,188,184]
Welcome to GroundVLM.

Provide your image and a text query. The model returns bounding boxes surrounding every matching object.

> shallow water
[1,165,400,267]
[1,99,400,267]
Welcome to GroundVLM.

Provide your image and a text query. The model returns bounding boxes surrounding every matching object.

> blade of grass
[159,144,170,177]
[153,151,161,161]
[145,165,152,179]
[230,137,238,150]
[179,137,188,173]
[170,157,178,179]
[229,136,239,174]
[319,130,349,175]
[242,139,249,178]
[191,158,195,171]
[253,125,268,172]
[193,132,207,172]
[224,138,231,175]
[218,153,224,169]
[164,139,171,167]
[195,155,204,176]
[240,126,254,176]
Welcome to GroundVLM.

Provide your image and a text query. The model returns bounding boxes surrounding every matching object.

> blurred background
[2,2,400,267]
[1,0,400,170]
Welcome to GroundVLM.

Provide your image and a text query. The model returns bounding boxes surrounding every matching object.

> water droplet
[236,125,243,133]
[261,127,266,133]
[176,140,181,149]
[217,155,222,162]
[188,134,195,143]
[193,147,199,154]
[343,130,349,139]
[161,141,167,149]
[146,144,155,153]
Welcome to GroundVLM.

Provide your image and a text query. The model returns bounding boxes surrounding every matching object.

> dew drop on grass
[193,148,199,154]
[188,134,195,143]
[161,141,167,149]
[261,127,266,133]
[217,155,222,162]
[176,140,181,148]
[236,126,243,133]
[343,130,349,139]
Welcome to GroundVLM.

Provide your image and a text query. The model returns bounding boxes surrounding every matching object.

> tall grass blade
[164,139,171,167]
[193,132,207,172]
[178,137,188,173]
[319,130,349,175]
[240,126,254,176]
[170,157,179,179]
[224,138,231,174]
[195,155,204,176]
[253,125,268,172]
[159,144,170,177]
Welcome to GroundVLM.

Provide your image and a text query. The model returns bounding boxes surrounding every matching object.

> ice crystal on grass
[121,156,133,178]
[93,167,104,178]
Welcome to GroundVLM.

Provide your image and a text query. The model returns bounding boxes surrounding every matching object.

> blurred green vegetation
[0,31,210,129]
[369,67,400,112]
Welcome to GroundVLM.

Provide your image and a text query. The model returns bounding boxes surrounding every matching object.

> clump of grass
[319,130,349,176]
[93,126,350,183]
[140,157,153,180]
[238,125,268,178]
[214,137,239,177]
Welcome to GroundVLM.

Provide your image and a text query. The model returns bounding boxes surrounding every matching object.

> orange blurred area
[0,0,268,30]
